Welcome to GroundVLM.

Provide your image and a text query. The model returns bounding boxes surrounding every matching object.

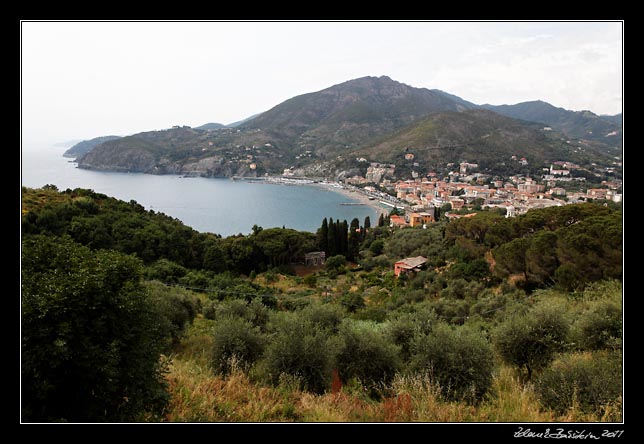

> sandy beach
[312,182,390,218]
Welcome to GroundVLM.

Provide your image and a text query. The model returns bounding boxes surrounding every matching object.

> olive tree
[494,303,570,380]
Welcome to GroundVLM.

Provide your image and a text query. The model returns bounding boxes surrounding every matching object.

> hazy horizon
[21,21,623,147]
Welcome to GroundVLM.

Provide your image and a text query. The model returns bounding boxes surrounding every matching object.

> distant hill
[600,113,622,126]
[54,139,83,148]
[481,101,622,147]
[63,135,122,158]
[227,113,263,128]
[353,109,577,173]
[76,76,478,176]
[195,122,226,131]
[241,75,477,156]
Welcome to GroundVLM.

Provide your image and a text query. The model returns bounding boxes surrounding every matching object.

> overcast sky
[21,21,623,146]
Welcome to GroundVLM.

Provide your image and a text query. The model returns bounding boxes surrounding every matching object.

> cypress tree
[363,216,371,241]
[327,218,337,257]
[339,220,349,257]
[317,217,329,254]
[348,218,361,261]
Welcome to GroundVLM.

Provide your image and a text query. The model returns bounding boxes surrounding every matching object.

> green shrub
[262,312,339,394]
[386,304,438,362]
[211,318,265,375]
[21,235,168,422]
[303,273,317,288]
[493,303,570,380]
[336,322,401,396]
[145,258,188,283]
[352,306,388,322]
[409,323,494,404]
[536,351,622,415]
[299,303,345,333]
[573,302,622,351]
[326,254,347,271]
[146,281,201,348]
[206,299,270,331]
[341,293,366,313]
[430,298,471,325]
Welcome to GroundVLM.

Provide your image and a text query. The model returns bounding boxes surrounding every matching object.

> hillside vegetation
[21,186,622,422]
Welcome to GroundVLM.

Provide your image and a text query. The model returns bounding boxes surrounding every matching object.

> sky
[21,21,623,147]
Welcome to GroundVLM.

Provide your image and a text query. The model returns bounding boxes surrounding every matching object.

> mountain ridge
[481,100,622,146]
[75,75,621,180]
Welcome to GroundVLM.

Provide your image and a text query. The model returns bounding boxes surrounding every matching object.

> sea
[21,146,378,237]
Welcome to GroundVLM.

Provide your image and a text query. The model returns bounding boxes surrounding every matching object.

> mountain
[430,89,479,110]
[227,113,263,128]
[195,122,226,131]
[481,101,622,146]
[75,75,619,180]
[77,76,478,176]
[601,113,622,126]
[241,75,476,156]
[63,135,122,158]
[352,109,578,173]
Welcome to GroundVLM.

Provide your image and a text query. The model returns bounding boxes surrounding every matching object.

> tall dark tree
[317,217,329,254]
[348,218,361,260]
[338,220,349,257]
[378,213,386,227]
[327,217,337,257]
[364,216,371,230]
[363,216,371,241]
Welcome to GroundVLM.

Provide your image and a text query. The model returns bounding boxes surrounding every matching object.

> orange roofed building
[394,256,427,277]
[390,215,408,228]
[409,212,435,227]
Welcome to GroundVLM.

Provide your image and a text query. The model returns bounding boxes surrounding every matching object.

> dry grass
[165,359,301,422]
[162,314,619,423]
[164,359,616,423]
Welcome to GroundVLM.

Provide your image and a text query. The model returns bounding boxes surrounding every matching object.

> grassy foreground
[162,316,621,423]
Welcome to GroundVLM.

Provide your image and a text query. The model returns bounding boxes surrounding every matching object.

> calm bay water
[21,146,378,236]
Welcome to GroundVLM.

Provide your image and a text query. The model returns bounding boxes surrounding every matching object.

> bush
[21,235,168,422]
[206,299,270,331]
[341,293,366,313]
[409,323,494,404]
[211,318,265,375]
[146,259,187,283]
[299,303,344,333]
[146,281,201,349]
[325,254,347,271]
[336,322,401,396]
[303,273,317,288]
[430,298,471,325]
[386,304,438,362]
[493,303,570,380]
[262,312,339,394]
[536,351,622,416]
[573,301,622,351]
[352,306,388,323]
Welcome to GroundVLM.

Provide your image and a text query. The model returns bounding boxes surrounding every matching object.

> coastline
[311,182,389,218]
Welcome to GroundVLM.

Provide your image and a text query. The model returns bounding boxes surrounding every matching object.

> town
[334,157,622,225]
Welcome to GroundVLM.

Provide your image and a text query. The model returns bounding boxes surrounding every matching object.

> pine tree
[378,213,386,227]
